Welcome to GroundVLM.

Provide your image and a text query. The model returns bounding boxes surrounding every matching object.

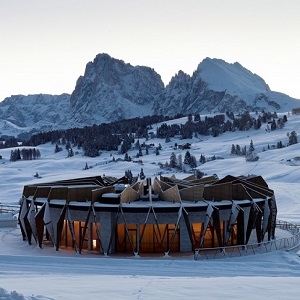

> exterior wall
[242,206,251,244]
[19,175,277,256]
[97,211,113,254]
[153,212,180,224]
[187,211,208,223]
[114,211,181,254]
[115,211,181,225]
[118,212,150,224]
[179,217,192,252]
[218,208,232,221]
[68,208,90,222]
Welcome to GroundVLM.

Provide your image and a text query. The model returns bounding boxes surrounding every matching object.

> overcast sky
[1,0,300,101]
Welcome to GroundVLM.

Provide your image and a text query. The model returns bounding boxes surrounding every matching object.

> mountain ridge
[0,53,299,137]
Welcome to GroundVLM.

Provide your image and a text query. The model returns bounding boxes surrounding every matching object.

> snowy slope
[198,58,300,112]
[1,112,300,221]
[198,58,270,95]
[1,112,300,299]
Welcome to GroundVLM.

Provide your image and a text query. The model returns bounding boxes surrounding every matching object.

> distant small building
[178,143,191,150]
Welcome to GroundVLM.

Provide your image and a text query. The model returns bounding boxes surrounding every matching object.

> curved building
[18,174,277,256]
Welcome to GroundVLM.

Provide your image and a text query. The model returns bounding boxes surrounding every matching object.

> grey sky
[1,0,299,101]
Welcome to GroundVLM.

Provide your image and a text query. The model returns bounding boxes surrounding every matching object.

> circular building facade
[18,174,277,256]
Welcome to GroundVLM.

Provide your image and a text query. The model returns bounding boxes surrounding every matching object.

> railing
[194,220,300,260]
[0,203,20,214]
[0,204,19,227]
[276,219,300,234]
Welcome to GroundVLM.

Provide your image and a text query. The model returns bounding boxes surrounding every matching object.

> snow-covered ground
[1,112,300,299]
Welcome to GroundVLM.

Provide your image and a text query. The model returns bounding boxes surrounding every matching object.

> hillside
[1,112,300,225]
[1,111,300,299]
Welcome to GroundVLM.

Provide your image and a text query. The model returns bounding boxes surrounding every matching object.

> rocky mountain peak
[68,53,164,125]
[1,53,299,137]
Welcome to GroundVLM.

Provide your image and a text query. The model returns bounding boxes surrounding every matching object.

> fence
[194,220,300,260]
[0,204,19,227]
[0,203,19,214]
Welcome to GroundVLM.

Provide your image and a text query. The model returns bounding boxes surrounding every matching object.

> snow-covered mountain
[0,93,70,136]
[68,53,164,126]
[154,58,300,115]
[0,54,299,137]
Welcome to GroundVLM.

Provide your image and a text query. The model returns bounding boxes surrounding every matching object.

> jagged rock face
[153,70,192,116]
[182,72,227,114]
[154,57,300,116]
[0,94,70,128]
[1,54,300,137]
[69,53,164,125]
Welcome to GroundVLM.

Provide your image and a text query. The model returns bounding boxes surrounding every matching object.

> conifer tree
[289,131,298,145]
[139,168,145,180]
[124,153,129,161]
[249,140,255,152]
[184,150,191,164]
[169,152,177,168]
[245,139,259,161]
[55,143,62,153]
[178,154,183,170]
[189,155,197,168]
[155,147,160,155]
[199,154,206,164]
[231,144,236,155]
